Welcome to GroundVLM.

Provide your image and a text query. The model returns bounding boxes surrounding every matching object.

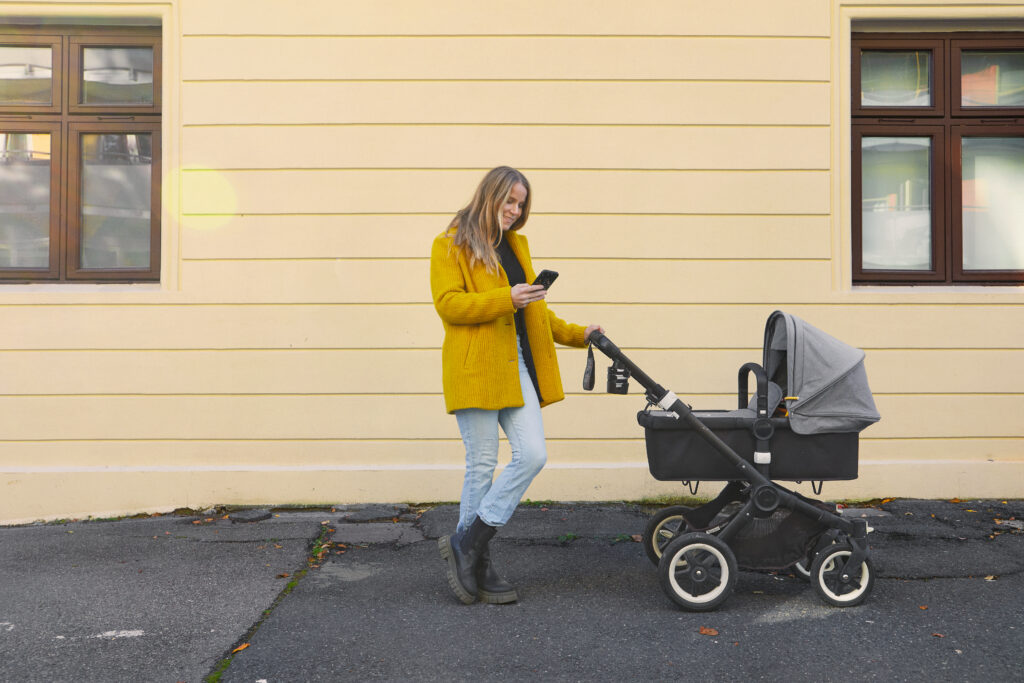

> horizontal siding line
[5,463,656,473]
[179,257,829,263]
[0,347,758,353]
[2,457,1016,474]
[183,78,830,85]
[180,167,829,173]
[181,168,830,174]
[182,34,831,40]
[183,122,833,129]
[1,302,1023,309]
[0,392,1019,399]
[0,347,1018,353]
[180,211,830,218]
[0,436,1018,445]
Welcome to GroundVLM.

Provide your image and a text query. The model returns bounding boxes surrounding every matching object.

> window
[852,32,1024,285]
[0,26,160,282]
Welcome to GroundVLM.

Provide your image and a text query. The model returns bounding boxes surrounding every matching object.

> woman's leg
[453,408,500,533]
[476,346,547,527]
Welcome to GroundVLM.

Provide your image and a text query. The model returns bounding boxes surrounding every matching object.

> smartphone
[532,269,559,289]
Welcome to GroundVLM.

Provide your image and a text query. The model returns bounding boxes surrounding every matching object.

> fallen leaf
[205,518,214,522]
[919,605,928,610]
[277,572,290,579]
[191,520,201,525]
[985,575,997,581]
[630,534,642,543]
[949,498,962,503]
[699,626,719,636]
[321,520,330,525]
[222,515,230,520]
[881,498,894,504]
[232,643,250,653]
[932,633,945,638]
[273,544,282,549]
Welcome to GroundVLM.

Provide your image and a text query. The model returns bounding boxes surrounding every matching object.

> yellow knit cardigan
[430,228,588,413]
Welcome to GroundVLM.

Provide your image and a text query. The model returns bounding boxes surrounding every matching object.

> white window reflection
[82,47,153,104]
[0,133,50,268]
[0,46,53,104]
[861,137,932,270]
[962,137,1024,270]
[81,133,151,269]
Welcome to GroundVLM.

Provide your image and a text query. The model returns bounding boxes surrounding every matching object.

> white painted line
[93,630,145,639]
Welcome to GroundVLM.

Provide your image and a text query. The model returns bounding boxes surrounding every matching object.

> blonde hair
[447,166,531,272]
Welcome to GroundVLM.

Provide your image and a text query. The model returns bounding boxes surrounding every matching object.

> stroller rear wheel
[658,532,737,611]
[642,505,693,565]
[810,543,874,607]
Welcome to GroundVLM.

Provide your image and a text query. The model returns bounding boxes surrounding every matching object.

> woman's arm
[431,235,516,325]
[547,308,591,348]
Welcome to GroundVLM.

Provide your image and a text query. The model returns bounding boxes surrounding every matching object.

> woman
[430,166,603,605]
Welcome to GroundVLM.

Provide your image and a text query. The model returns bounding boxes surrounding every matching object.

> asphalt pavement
[1,498,1022,682]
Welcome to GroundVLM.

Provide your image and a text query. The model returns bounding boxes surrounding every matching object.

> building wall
[1,0,1022,523]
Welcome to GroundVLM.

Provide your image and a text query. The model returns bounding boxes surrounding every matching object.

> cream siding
[1,0,1022,522]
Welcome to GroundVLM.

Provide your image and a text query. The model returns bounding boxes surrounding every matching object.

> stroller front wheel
[810,543,874,607]
[658,532,737,612]
[642,505,693,565]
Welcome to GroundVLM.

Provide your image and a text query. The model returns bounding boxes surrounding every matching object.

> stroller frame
[589,331,873,611]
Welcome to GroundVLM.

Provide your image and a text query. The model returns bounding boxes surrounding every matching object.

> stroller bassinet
[638,310,880,482]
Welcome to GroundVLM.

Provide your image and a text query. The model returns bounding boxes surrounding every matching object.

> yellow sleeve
[431,234,516,325]
[547,308,588,348]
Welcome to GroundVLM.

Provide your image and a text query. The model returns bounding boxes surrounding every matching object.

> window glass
[861,137,932,270]
[861,51,932,107]
[961,137,1024,270]
[81,46,153,105]
[0,132,51,268]
[860,50,933,107]
[0,46,52,104]
[80,133,152,268]
[961,51,1024,107]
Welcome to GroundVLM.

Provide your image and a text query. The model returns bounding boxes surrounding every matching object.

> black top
[496,237,542,402]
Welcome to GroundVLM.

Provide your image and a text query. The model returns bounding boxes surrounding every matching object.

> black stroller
[586,310,881,611]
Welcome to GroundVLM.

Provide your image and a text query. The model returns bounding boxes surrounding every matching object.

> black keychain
[583,343,595,390]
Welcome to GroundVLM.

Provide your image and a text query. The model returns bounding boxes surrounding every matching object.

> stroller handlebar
[586,331,669,406]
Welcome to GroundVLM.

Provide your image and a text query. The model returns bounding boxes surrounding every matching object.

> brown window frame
[0,25,160,283]
[852,32,1024,285]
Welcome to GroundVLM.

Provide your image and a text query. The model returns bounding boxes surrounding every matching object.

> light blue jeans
[454,341,547,531]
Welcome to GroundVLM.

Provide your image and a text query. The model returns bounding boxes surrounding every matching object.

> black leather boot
[476,543,518,604]
[438,517,495,604]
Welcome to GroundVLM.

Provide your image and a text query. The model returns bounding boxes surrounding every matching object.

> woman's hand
[510,283,547,310]
[584,325,605,342]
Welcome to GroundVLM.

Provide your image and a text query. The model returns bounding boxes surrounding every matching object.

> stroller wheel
[810,543,875,607]
[794,558,812,581]
[658,532,737,612]
[795,535,839,582]
[642,506,693,565]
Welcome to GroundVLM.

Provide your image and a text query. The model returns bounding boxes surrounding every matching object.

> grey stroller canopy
[763,311,881,435]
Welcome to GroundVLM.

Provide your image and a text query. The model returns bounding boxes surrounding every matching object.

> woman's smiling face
[501,182,528,231]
